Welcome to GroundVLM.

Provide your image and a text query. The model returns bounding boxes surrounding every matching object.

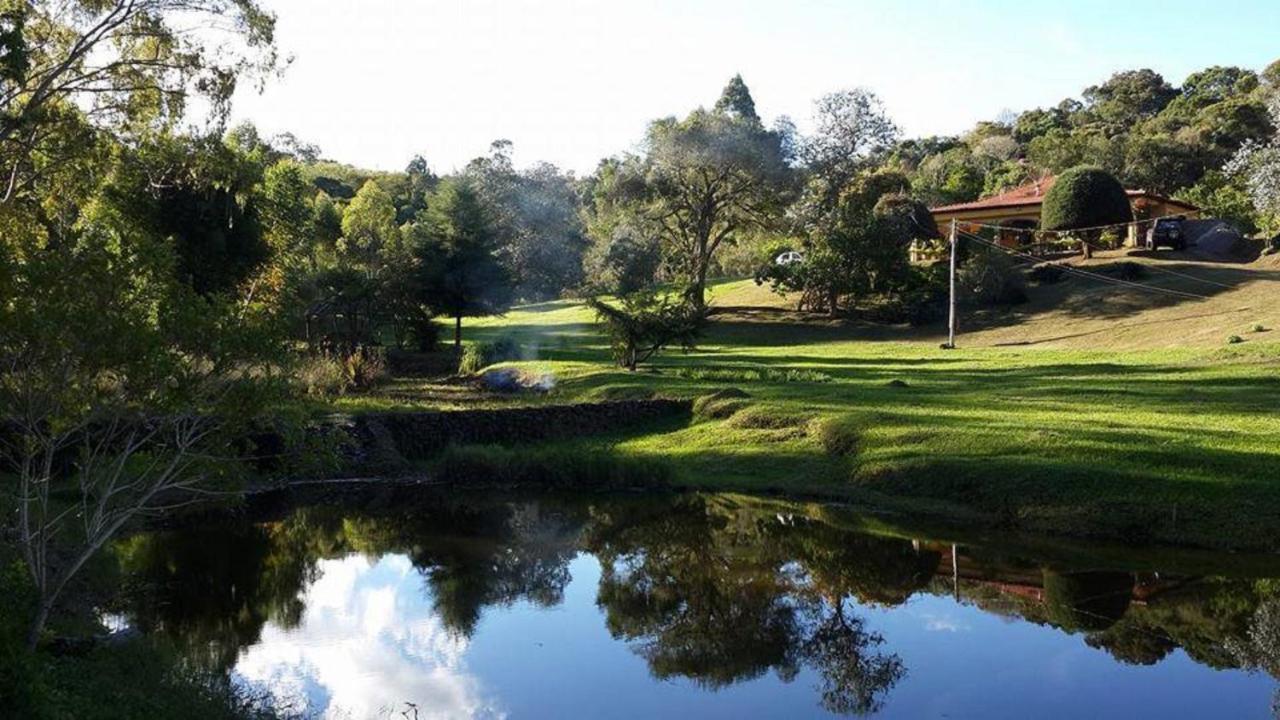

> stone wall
[357,399,691,461]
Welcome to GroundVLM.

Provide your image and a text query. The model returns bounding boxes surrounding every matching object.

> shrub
[812,416,861,456]
[296,353,350,397]
[1028,262,1067,284]
[1041,166,1134,232]
[342,346,387,390]
[1228,334,1245,344]
[589,292,704,371]
[959,247,1028,306]
[692,388,751,420]
[458,343,486,375]
[1107,261,1146,281]
[457,335,525,375]
[1252,323,1267,333]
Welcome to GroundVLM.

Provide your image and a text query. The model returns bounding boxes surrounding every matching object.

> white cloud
[235,554,506,720]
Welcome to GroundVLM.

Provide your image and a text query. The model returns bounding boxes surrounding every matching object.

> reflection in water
[113,491,1280,717]
[234,554,502,719]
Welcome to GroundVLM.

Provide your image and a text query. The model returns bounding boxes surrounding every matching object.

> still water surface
[115,491,1280,718]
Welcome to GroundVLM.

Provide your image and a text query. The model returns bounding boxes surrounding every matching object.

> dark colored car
[1146,216,1188,251]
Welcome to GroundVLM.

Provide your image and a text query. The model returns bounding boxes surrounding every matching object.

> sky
[229,0,1280,176]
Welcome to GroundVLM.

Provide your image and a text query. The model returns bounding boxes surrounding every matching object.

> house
[928,175,1200,249]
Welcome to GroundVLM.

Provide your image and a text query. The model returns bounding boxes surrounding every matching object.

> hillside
[707,248,1280,350]
[328,252,1280,550]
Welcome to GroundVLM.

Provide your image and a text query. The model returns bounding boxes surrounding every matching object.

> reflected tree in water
[587,496,911,714]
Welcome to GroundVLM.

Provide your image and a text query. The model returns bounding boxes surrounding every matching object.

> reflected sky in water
[117,493,1280,718]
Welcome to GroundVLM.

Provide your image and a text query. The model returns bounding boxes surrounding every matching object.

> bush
[589,292,704,371]
[812,416,860,456]
[692,388,751,420]
[959,247,1028,306]
[1103,261,1147,281]
[457,335,525,375]
[296,347,387,397]
[1028,262,1067,284]
[1041,166,1133,232]
[1252,323,1267,333]
[1228,335,1245,344]
[295,353,349,397]
[342,346,387,390]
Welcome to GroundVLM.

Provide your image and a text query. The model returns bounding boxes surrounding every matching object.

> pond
[111,489,1280,718]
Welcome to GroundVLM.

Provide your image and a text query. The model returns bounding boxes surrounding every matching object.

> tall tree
[624,77,791,310]
[340,179,402,269]
[714,73,760,124]
[412,178,512,348]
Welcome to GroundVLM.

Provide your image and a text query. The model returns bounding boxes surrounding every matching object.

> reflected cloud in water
[235,554,506,720]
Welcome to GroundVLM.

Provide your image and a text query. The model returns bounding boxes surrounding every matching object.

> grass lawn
[345,261,1280,550]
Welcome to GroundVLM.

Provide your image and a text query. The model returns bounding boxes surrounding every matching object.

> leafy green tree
[340,180,402,269]
[1183,170,1261,234]
[0,0,277,208]
[1123,135,1204,195]
[412,178,513,348]
[623,77,791,310]
[714,73,761,123]
[1082,69,1178,133]
[465,141,588,301]
[588,291,703,371]
[261,159,316,269]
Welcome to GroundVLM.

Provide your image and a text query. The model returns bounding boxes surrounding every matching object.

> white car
[775,250,804,266]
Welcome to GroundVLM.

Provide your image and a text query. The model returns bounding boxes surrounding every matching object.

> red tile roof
[930,175,1198,214]
[931,176,1057,213]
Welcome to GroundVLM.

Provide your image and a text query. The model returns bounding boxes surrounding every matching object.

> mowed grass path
[390,276,1280,549]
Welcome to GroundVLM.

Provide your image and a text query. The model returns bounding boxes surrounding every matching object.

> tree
[412,178,513,348]
[714,73,761,124]
[1,216,287,648]
[1082,69,1178,133]
[802,88,899,212]
[0,0,277,207]
[588,291,703,371]
[465,141,588,301]
[762,172,927,316]
[340,180,402,269]
[260,159,316,269]
[1227,94,1280,233]
[1041,165,1134,232]
[630,78,791,310]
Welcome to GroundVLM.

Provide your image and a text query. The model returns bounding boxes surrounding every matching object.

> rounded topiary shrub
[1041,166,1133,232]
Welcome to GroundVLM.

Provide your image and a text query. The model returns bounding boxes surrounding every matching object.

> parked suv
[1146,216,1188,251]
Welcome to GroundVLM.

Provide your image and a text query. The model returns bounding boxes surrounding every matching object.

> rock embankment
[345,398,691,471]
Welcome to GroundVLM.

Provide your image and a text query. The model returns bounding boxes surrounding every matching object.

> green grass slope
[358,257,1280,549]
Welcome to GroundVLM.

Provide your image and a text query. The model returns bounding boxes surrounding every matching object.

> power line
[957,230,1214,301]
[958,213,1191,237]
[959,218,1240,290]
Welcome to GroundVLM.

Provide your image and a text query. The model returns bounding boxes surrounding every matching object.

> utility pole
[946,219,958,349]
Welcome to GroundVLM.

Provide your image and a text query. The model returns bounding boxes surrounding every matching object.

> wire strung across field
[956,217,1241,290]
[956,229,1215,301]
[957,214,1189,237]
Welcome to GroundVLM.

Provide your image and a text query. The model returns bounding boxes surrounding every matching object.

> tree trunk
[454,314,462,349]
[27,602,51,651]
